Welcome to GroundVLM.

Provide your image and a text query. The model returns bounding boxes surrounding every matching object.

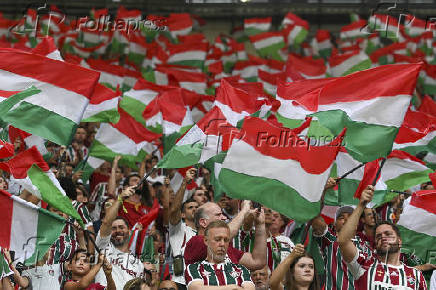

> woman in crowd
[270,244,320,290]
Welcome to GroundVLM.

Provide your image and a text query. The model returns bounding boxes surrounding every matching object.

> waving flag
[0,147,82,224]
[158,106,237,169]
[0,190,65,265]
[0,49,100,145]
[278,64,421,162]
[82,83,120,123]
[398,191,436,264]
[328,51,371,77]
[244,17,271,36]
[219,117,344,222]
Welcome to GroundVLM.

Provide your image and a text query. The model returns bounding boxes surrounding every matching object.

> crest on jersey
[407,276,416,285]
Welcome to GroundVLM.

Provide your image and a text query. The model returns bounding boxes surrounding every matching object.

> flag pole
[337,162,366,181]
[372,158,386,186]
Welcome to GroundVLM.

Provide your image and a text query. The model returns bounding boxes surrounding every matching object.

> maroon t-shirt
[184,235,244,265]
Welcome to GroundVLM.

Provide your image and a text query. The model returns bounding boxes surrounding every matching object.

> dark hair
[114,216,130,228]
[76,184,89,198]
[123,173,141,187]
[182,197,198,213]
[123,277,151,290]
[69,248,88,263]
[59,177,77,200]
[374,220,401,239]
[285,253,320,290]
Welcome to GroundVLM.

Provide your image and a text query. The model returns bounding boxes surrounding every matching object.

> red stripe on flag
[0,146,49,179]
[410,190,436,215]
[0,48,99,99]
[241,117,345,174]
[112,108,161,143]
[0,190,14,249]
[354,159,380,199]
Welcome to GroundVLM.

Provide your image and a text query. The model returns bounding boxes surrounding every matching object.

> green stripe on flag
[28,165,83,226]
[312,110,399,162]
[385,170,432,191]
[89,140,141,169]
[158,143,203,169]
[24,208,65,265]
[2,101,77,146]
[167,60,204,69]
[219,168,321,222]
[119,97,147,126]
[82,109,120,123]
[398,225,436,264]
[342,59,372,76]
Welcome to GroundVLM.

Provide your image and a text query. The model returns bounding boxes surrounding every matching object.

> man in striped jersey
[185,220,255,290]
[338,185,427,290]
[312,178,373,290]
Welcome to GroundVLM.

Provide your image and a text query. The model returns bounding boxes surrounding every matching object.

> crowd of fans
[0,123,435,290]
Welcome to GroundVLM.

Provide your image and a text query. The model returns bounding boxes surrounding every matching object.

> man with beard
[94,186,146,289]
[338,185,427,290]
[185,220,255,290]
[251,266,270,290]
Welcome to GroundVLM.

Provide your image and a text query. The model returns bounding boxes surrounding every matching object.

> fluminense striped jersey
[348,249,427,290]
[232,230,294,271]
[185,259,254,288]
[316,227,373,290]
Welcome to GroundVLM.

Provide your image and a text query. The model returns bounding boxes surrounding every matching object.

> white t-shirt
[94,233,145,289]
[169,221,197,285]
[431,270,436,290]
[22,263,61,290]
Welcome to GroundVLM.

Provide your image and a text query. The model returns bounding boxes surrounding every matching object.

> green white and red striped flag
[368,14,404,41]
[154,65,208,94]
[282,21,309,48]
[244,17,271,36]
[249,32,285,60]
[311,30,333,59]
[219,116,345,222]
[214,78,266,127]
[404,14,427,37]
[0,190,65,265]
[31,36,63,61]
[258,69,286,96]
[0,48,100,146]
[285,53,327,80]
[328,50,371,77]
[120,79,167,126]
[143,88,193,153]
[277,64,421,162]
[86,58,125,90]
[88,107,161,168]
[337,149,432,207]
[81,83,120,123]
[167,13,193,39]
[167,42,208,69]
[398,191,436,264]
[420,64,436,95]
[340,20,368,39]
[158,106,237,169]
[0,146,82,224]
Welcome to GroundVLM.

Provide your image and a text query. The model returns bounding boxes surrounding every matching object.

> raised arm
[228,200,251,239]
[239,209,267,270]
[312,177,337,236]
[270,244,305,290]
[337,185,374,263]
[99,186,135,238]
[169,169,195,225]
[64,253,105,290]
[107,155,121,198]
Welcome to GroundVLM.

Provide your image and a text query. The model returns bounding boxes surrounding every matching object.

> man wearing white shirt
[169,168,198,289]
[94,186,146,289]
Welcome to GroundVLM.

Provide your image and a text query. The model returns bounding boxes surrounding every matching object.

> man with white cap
[311,178,373,290]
